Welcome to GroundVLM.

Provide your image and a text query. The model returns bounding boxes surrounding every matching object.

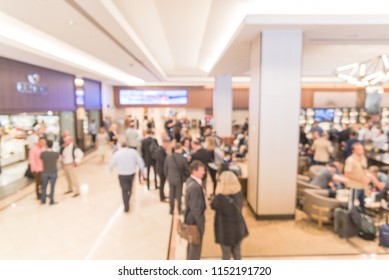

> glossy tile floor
[1,153,389,260]
[0,154,171,259]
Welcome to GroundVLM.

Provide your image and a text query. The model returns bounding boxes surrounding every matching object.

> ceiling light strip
[0,11,143,85]
[63,0,162,81]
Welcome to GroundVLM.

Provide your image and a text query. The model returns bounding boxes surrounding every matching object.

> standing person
[59,130,70,153]
[103,116,112,134]
[29,137,46,200]
[311,132,333,165]
[164,143,189,214]
[155,140,170,202]
[184,160,206,260]
[125,122,140,149]
[310,122,324,137]
[373,129,388,153]
[109,124,119,153]
[205,136,218,195]
[344,142,371,213]
[367,165,389,201]
[211,171,249,260]
[164,117,174,140]
[96,127,109,163]
[89,119,97,147]
[190,139,212,189]
[40,140,60,205]
[26,128,40,152]
[182,138,192,157]
[61,136,83,197]
[109,143,145,213]
[141,129,158,190]
[342,130,359,160]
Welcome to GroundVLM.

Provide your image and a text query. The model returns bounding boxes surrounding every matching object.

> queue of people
[104,114,250,260]
[26,113,250,260]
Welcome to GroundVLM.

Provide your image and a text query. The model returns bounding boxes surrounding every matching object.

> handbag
[177,219,201,245]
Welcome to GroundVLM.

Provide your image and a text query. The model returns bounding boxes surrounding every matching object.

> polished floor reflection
[0,155,171,259]
[1,153,389,260]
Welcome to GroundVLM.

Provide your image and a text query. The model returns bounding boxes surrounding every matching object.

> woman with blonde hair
[211,171,248,260]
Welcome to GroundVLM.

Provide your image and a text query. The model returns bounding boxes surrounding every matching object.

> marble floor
[0,154,171,259]
[1,154,389,260]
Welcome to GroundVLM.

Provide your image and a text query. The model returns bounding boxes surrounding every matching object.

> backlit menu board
[119,89,188,105]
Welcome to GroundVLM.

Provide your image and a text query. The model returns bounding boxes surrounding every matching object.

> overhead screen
[314,108,335,122]
[119,89,188,105]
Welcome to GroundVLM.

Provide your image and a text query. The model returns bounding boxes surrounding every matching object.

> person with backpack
[61,136,84,197]
[141,129,158,190]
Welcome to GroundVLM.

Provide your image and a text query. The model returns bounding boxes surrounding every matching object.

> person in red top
[29,137,46,199]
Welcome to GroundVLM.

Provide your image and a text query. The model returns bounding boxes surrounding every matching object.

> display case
[300,107,369,131]
[0,134,26,167]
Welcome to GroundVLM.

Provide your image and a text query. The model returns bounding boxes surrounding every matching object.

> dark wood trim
[247,200,295,220]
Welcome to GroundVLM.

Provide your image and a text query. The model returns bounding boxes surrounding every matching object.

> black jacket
[211,192,248,245]
[155,146,167,175]
[191,148,212,167]
[141,137,158,165]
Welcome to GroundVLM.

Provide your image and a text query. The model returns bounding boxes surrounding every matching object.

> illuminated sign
[16,74,48,95]
[119,89,188,105]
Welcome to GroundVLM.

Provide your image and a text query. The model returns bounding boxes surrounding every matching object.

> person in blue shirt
[342,130,359,160]
[368,165,389,201]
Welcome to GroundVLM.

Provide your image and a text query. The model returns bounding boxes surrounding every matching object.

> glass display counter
[0,134,26,167]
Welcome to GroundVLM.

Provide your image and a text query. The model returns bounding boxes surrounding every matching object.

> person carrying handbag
[211,170,249,260]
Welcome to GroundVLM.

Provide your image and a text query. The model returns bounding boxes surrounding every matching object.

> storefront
[74,78,102,151]
[0,56,77,194]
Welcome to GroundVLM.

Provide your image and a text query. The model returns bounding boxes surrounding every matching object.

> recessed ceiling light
[68,20,74,26]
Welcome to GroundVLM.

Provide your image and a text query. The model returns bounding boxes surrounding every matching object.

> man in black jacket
[155,139,170,201]
[141,130,158,190]
[190,139,212,188]
[164,143,190,214]
[184,160,206,260]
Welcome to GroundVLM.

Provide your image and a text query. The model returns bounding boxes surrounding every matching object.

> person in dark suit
[155,139,170,201]
[211,171,248,260]
[190,139,212,189]
[141,130,158,190]
[164,143,190,214]
[184,160,206,260]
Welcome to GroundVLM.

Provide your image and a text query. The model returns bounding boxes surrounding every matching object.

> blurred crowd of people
[299,118,389,213]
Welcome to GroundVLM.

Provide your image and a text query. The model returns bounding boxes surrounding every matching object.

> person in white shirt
[373,129,388,153]
[109,143,145,213]
[26,129,40,151]
[125,122,141,149]
[96,127,109,163]
[61,136,84,197]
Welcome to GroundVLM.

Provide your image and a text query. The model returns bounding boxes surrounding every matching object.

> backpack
[149,140,159,161]
[349,207,376,240]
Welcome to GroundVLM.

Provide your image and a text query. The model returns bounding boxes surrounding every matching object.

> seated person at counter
[367,166,389,201]
[310,163,349,197]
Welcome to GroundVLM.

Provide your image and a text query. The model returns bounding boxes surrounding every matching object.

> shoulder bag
[177,219,201,245]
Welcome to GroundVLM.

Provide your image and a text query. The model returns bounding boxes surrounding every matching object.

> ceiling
[1,0,389,86]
